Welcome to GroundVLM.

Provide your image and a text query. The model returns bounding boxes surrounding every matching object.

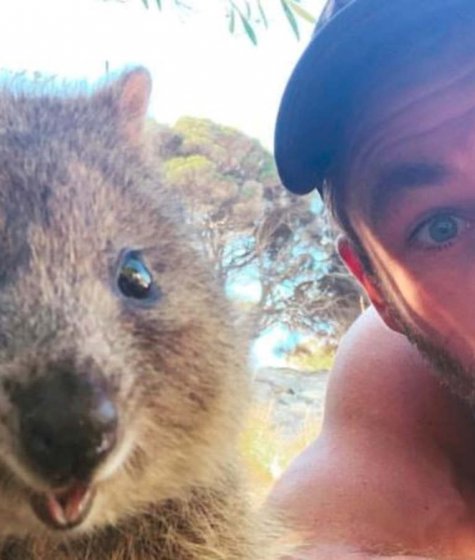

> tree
[124,0,316,44]
[147,116,366,346]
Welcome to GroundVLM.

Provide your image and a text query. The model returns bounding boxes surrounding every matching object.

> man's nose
[15,368,118,486]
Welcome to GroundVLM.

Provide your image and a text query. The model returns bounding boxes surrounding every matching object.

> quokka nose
[17,370,118,485]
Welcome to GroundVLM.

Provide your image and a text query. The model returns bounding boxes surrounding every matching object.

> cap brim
[275,0,475,195]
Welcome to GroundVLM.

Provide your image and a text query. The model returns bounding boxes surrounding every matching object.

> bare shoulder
[324,306,445,432]
[268,308,465,553]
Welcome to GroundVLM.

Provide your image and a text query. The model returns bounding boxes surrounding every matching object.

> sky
[0,0,324,150]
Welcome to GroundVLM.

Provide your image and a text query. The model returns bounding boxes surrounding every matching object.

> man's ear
[337,235,403,333]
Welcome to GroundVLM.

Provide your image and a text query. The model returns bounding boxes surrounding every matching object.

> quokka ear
[106,67,152,145]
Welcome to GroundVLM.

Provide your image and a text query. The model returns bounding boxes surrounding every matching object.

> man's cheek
[385,270,475,367]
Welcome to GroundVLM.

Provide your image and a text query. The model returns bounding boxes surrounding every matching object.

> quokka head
[0,69,247,539]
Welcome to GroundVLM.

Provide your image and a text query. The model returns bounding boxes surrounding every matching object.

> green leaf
[155,0,162,9]
[288,1,315,24]
[239,12,257,45]
[229,7,236,33]
[141,0,149,8]
[245,1,251,18]
[257,0,268,28]
[281,0,300,39]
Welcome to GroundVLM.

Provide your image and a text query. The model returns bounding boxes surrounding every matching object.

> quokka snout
[0,69,278,560]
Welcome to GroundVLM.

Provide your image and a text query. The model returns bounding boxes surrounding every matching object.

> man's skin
[270,307,475,559]
[270,23,475,560]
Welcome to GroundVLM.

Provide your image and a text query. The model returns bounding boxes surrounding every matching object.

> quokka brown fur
[0,68,282,559]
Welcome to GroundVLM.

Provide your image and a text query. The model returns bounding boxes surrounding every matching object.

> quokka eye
[117,251,159,301]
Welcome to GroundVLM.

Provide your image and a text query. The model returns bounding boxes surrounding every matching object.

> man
[270,1,475,558]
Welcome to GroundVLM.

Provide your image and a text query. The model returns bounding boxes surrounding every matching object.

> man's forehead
[368,162,451,225]
[342,48,475,220]
[341,13,475,153]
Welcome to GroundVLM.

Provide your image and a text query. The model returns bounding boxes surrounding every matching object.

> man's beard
[347,246,475,405]
[386,298,475,408]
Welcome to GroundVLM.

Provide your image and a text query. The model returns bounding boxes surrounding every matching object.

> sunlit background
[0,0,323,149]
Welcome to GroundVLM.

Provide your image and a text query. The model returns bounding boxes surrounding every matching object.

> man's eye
[412,214,469,247]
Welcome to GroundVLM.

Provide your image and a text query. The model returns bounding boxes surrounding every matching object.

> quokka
[0,68,281,560]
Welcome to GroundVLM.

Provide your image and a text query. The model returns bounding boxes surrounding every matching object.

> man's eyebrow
[370,162,451,223]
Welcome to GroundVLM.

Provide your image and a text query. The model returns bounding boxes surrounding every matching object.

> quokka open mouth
[30,483,96,530]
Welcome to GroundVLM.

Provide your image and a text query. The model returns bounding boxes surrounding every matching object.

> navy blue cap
[275,0,475,195]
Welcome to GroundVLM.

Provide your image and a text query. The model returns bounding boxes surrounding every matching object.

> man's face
[341,49,475,402]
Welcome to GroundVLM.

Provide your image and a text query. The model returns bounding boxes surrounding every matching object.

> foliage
[127,0,316,44]
[225,0,315,44]
[286,339,335,371]
[146,116,367,346]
